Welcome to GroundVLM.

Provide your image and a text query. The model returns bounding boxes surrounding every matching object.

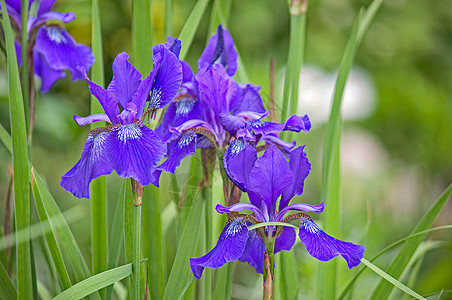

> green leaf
[1,0,32,297]
[0,261,17,300]
[361,259,426,300]
[212,262,234,299]
[143,185,166,300]
[338,222,452,299]
[52,264,132,300]
[0,123,12,152]
[90,0,108,289]
[163,199,203,300]
[318,1,382,299]
[132,0,153,74]
[280,250,299,300]
[178,0,210,61]
[31,170,99,299]
[369,183,452,299]
[105,181,126,299]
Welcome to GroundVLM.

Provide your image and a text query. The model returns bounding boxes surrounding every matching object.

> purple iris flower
[190,144,364,278]
[155,25,310,175]
[61,45,182,198]
[1,0,94,92]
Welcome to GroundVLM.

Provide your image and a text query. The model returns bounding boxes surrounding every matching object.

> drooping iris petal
[34,51,66,92]
[61,128,113,198]
[190,217,249,279]
[73,113,111,126]
[280,145,311,209]
[181,60,193,83]
[170,119,218,145]
[34,26,94,82]
[148,46,182,109]
[78,67,120,124]
[107,52,142,109]
[284,114,311,132]
[157,132,197,174]
[248,120,286,135]
[298,217,365,269]
[249,145,293,213]
[198,25,237,76]
[238,229,264,274]
[106,122,165,186]
[274,226,296,254]
[261,134,296,153]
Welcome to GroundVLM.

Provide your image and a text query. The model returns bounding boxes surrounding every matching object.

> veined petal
[280,146,311,209]
[61,128,113,198]
[298,217,365,269]
[106,123,165,186]
[73,113,111,126]
[274,226,296,254]
[248,120,285,135]
[225,141,256,192]
[284,114,311,132]
[238,229,264,274]
[170,119,218,144]
[181,60,193,83]
[231,83,266,114]
[107,52,142,109]
[261,134,296,152]
[219,113,247,133]
[34,26,94,82]
[190,217,249,279]
[276,202,325,221]
[37,0,55,15]
[78,67,120,124]
[198,25,237,76]
[34,51,65,92]
[216,203,265,222]
[249,145,293,214]
[148,46,182,109]
[157,132,197,174]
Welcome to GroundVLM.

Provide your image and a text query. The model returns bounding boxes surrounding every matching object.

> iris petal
[106,123,165,186]
[190,218,249,279]
[298,217,365,269]
[157,132,197,174]
[238,229,264,274]
[61,128,113,198]
[274,226,296,254]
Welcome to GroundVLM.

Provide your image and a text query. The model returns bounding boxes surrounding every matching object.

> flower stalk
[131,179,143,300]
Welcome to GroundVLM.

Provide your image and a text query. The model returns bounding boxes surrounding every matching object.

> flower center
[45,26,67,45]
[225,217,244,237]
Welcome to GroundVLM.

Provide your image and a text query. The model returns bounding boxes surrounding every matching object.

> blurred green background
[1,0,451,298]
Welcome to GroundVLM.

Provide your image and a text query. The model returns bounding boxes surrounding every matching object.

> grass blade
[0,261,17,299]
[90,1,108,291]
[132,0,153,74]
[31,170,99,299]
[280,250,299,300]
[178,0,210,61]
[361,259,426,300]
[52,264,132,300]
[318,1,382,299]
[0,122,12,152]
[143,185,166,300]
[369,183,452,299]
[1,0,32,297]
[163,198,203,300]
[212,262,234,300]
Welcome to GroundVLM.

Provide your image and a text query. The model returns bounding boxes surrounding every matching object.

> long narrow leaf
[163,198,203,300]
[52,264,132,300]
[178,0,210,61]
[318,1,382,299]
[132,0,153,74]
[361,259,426,300]
[1,0,32,297]
[369,183,452,299]
[0,261,17,299]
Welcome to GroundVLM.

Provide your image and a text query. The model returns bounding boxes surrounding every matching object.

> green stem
[131,179,143,300]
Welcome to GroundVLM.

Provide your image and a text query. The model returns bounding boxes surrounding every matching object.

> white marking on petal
[229,139,245,157]
[90,131,109,160]
[177,133,196,149]
[117,123,143,143]
[301,217,320,235]
[149,88,162,108]
[225,217,245,237]
[175,97,196,116]
[46,27,67,45]
[249,120,265,128]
